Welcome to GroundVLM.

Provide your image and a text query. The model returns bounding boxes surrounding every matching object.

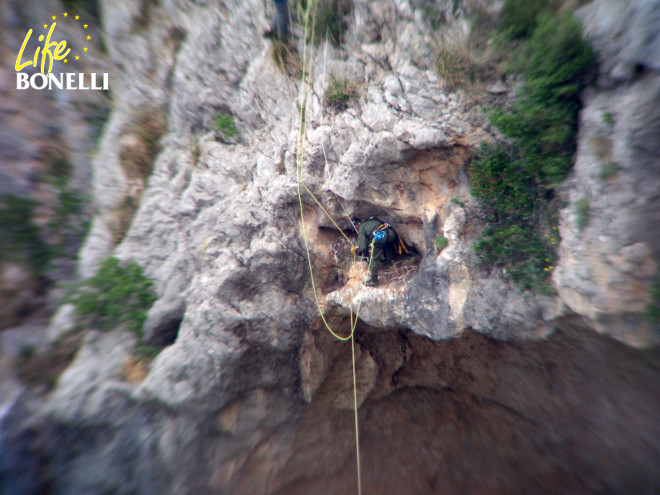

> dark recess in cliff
[236,317,660,495]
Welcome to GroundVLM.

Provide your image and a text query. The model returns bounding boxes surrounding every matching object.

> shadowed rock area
[236,317,660,495]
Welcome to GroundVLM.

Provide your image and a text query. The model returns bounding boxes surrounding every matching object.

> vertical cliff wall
[555,0,660,346]
[1,0,659,494]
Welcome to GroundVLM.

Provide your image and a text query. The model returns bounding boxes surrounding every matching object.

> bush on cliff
[0,195,51,276]
[469,12,595,292]
[69,257,156,337]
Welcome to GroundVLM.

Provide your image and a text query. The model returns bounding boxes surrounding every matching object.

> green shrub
[51,186,88,259]
[644,282,660,324]
[0,195,51,275]
[42,154,90,259]
[215,112,237,140]
[600,161,619,180]
[436,45,477,92]
[497,0,561,41]
[435,236,449,251]
[490,14,595,189]
[469,142,535,216]
[575,197,589,231]
[324,75,359,110]
[0,153,90,277]
[473,223,557,292]
[68,257,156,337]
[469,12,594,292]
[270,38,302,77]
[306,0,353,46]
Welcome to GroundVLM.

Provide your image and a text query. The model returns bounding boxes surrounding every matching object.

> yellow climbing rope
[294,3,365,494]
[295,1,371,342]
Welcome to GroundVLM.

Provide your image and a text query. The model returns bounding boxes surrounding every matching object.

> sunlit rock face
[1,0,659,494]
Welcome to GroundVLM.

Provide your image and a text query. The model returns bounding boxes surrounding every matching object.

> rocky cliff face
[555,0,660,347]
[1,0,659,494]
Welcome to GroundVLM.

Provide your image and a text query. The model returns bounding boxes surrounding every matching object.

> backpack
[369,219,391,247]
[372,229,387,243]
[370,217,409,255]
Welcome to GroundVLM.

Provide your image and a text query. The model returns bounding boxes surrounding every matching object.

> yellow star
[83,24,88,29]
[75,15,80,20]
[87,35,91,40]
[64,58,68,63]
[75,55,80,60]
[63,12,68,17]
[52,15,56,20]
[43,24,48,28]
[83,47,88,52]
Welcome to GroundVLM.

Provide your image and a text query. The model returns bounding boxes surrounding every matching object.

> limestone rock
[556,0,660,346]
[46,304,77,344]
[46,330,137,424]
[578,0,660,83]
[3,0,660,493]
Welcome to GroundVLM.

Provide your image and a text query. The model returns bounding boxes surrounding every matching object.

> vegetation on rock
[575,197,590,232]
[68,256,156,337]
[435,235,449,251]
[0,162,86,278]
[302,0,353,46]
[323,74,359,110]
[215,112,237,140]
[436,45,478,92]
[0,195,51,276]
[645,282,660,324]
[469,9,596,292]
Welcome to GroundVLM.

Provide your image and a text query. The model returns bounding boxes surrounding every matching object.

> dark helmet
[350,218,361,232]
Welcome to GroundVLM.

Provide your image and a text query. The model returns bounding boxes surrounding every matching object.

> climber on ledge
[351,217,397,287]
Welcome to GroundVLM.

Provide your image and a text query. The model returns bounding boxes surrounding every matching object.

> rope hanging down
[294,3,365,494]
